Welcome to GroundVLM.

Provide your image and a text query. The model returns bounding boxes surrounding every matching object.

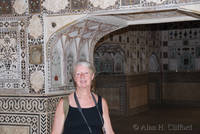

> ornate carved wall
[0,0,199,134]
[0,0,198,94]
[94,21,200,116]
[94,26,161,75]
[94,43,125,74]
[0,94,67,134]
[160,22,200,72]
[94,21,200,75]
[0,17,29,93]
[46,18,122,92]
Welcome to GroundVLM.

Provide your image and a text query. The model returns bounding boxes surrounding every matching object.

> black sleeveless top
[63,95,103,134]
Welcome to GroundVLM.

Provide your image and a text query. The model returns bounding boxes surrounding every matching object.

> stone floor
[111,106,200,134]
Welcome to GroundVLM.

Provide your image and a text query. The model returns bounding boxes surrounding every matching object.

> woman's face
[74,64,94,89]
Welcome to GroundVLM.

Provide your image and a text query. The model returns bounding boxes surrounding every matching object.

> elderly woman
[51,60,115,134]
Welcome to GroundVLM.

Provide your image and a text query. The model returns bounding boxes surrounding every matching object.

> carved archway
[148,53,160,72]
[46,17,126,92]
[94,43,125,74]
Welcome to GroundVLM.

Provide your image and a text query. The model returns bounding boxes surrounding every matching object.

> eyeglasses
[75,72,90,77]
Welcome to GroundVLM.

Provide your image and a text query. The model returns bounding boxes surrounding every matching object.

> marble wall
[0,0,198,94]
[148,72,200,106]
[94,25,161,75]
[94,21,200,75]
[0,17,29,93]
[0,93,70,134]
[160,23,200,72]
[0,0,199,133]
[94,21,200,115]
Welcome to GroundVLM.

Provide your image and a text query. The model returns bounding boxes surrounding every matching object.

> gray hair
[72,60,96,76]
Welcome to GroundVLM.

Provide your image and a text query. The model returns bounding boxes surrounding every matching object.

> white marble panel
[28,15,42,39]
[90,0,117,9]
[13,0,27,14]
[42,0,69,12]
[0,125,29,134]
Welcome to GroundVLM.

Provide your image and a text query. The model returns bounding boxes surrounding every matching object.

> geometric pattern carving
[41,114,48,134]
[168,28,200,41]
[0,94,66,134]
[0,114,39,134]
[0,97,47,113]
[0,95,62,113]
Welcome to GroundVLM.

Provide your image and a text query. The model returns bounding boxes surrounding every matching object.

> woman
[51,60,115,134]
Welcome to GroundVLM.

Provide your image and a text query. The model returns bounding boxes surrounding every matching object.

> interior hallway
[111,106,200,134]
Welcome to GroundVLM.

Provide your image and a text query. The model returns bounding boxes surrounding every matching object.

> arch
[94,43,125,74]
[148,53,160,72]
[45,17,125,92]
[51,39,63,88]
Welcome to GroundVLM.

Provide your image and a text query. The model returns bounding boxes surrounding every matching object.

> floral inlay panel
[0,17,28,90]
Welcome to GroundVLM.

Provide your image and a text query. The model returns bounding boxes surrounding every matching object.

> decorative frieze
[0,94,68,134]
[0,114,39,134]
[0,0,198,16]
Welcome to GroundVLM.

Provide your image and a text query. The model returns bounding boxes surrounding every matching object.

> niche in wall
[94,43,125,74]
[148,53,160,72]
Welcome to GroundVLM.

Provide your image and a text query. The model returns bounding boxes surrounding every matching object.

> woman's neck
[75,88,91,98]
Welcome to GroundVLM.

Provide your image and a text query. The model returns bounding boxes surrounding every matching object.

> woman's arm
[102,98,115,134]
[51,98,65,134]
